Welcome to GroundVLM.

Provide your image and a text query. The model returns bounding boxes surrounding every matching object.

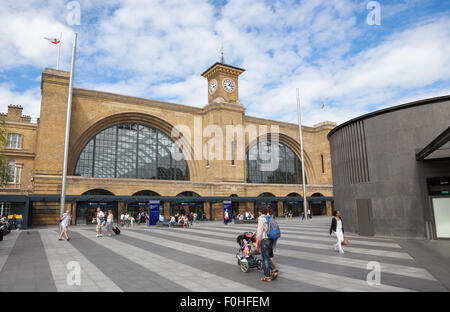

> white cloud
[0,1,75,70]
[0,0,448,128]
[241,17,450,126]
[0,83,41,120]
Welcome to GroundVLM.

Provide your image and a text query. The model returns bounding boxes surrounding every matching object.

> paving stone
[0,217,448,292]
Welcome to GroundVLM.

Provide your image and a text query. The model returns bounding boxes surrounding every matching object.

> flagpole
[60,32,77,218]
[296,88,308,221]
[57,32,62,70]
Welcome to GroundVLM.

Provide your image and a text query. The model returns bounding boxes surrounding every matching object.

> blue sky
[0,0,449,126]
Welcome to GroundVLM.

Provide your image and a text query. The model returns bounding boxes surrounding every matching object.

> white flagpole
[57,32,62,70]
[296,88,308,221]
[60,32,77,217]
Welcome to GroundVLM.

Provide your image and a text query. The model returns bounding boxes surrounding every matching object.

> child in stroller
[236,232,263,273]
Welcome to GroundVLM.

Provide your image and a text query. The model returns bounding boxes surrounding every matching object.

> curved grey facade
[328,96,450,239]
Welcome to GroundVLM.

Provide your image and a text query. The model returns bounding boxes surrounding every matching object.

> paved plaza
[0,216,448,292]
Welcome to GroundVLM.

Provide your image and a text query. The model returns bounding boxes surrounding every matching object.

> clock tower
[201,62,245,106]
[200,61,247,183]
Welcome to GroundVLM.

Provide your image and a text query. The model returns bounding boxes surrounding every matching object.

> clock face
[222,78,235,93]
[209,79,217,94]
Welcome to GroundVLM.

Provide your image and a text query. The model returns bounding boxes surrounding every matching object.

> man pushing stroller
[254,206,280,282]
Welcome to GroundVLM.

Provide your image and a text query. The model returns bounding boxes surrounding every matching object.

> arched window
[176,191,200,197]
[75,123,189,180]
[246,141,306,184]
[132,190,160,196]
[172,191,203,217]
[82,189,115,196]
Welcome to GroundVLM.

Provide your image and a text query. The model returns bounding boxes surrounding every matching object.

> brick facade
[1,63,336,224]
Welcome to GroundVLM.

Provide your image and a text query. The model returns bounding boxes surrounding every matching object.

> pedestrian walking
[120,213,125,227]
[224,209,230,226]
[308,209,312,219]
[329,210,345,254]
[254,206,277,282]
[58,210,71,241]
[268,208,279,275]
[106,210,114,237]
[125,213,130,227]
[95,208,105,237]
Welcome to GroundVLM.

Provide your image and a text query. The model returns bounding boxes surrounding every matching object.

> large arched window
[246,141,306,184]
[75,123,189,180]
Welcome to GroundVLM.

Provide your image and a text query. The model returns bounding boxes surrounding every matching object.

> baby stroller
[236,232,263,273]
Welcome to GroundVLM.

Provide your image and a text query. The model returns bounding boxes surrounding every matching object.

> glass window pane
[7,160,15,183]
[94,126,117,178]
[15,167,21,184]
[246,141,305,184]
[116,123,137,178]
[7,133,21,148]
[137,125,157,179]
[75,123,189,181]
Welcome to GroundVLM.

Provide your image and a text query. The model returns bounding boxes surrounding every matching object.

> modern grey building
[328,95,450,239]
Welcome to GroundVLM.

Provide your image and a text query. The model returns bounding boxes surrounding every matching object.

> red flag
[44,37,60,45]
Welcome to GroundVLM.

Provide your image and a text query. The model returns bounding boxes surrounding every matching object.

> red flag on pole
[44,33,62,70]
[44,37,61,45]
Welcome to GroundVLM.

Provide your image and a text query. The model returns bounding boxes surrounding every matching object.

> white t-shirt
[96,211,105,223]
[61,213,71,227]
[337,219,342,230]
[107,214,113,223]
[120,214,124,220]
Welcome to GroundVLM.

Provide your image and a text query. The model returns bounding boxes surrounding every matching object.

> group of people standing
[168,211,198,228]
[119,213,135,227]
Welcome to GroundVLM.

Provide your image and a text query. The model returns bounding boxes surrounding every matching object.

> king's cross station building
[0,62,336,227]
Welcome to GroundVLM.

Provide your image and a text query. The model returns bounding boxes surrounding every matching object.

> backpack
[265,216,281,240]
